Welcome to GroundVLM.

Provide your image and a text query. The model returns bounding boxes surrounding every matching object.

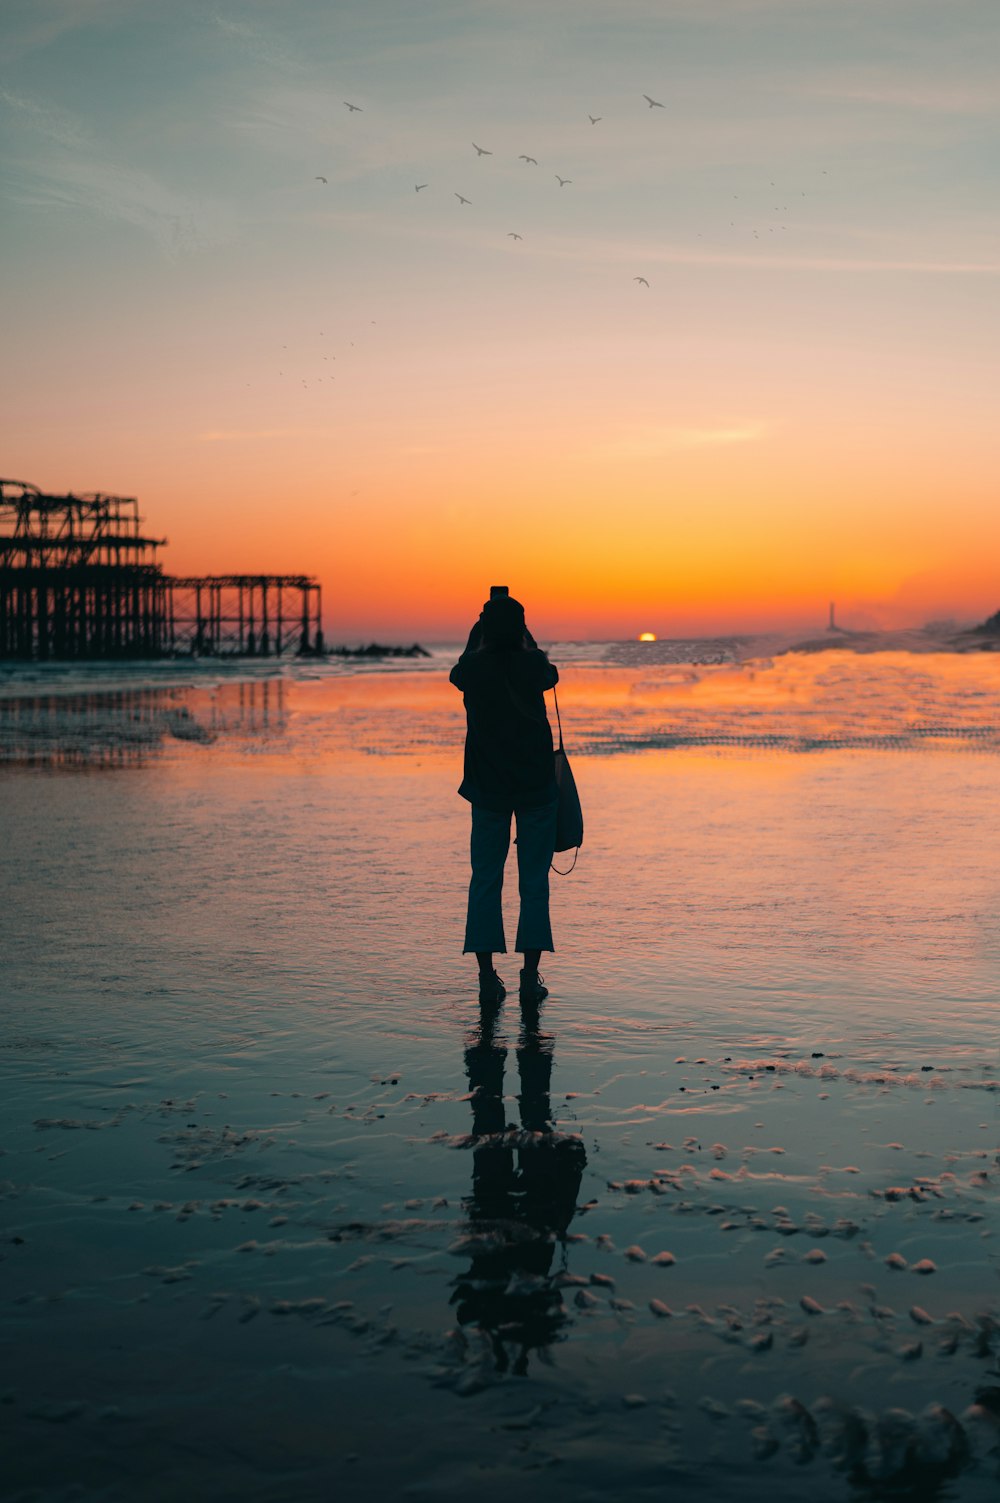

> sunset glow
[3,2,999,641]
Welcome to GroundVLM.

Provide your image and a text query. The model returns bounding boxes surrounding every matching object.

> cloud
[598,423,766,459]
[802,69,999,117]
[0,86,88,150]
[198,428,314,441]
[212,11,306,76]
[0,85,233,256]
[8,158,213,256]
[306,206,1000,279]
[525,228,1000,278]
[0,0,133,67]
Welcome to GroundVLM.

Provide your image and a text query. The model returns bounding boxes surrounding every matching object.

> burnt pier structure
[0,479,323,660]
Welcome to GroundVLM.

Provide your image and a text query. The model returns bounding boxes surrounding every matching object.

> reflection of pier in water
[0,680,286,768]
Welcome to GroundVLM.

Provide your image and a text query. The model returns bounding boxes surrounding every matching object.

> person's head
[480,593,526,650]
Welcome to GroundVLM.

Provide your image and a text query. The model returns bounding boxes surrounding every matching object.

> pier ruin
[0,479,323,660]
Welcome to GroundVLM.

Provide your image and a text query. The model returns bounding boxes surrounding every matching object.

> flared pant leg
[463,800,558,956]
[513,800,557,953]
[463,806,511,954]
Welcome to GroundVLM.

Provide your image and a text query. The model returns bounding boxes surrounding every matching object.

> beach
[3,642,1000,1501]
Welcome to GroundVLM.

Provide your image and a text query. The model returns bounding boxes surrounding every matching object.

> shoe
[478,969,506,1004]
[519,969,548,1002]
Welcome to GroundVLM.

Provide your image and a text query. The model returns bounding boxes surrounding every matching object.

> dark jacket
[450,646,559,811]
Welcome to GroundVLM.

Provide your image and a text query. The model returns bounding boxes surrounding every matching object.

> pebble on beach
[699,1397,730,1420]
[751,1425,780,1460]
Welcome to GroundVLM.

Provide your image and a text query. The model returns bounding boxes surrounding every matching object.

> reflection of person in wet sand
[450,589,559,1005]
[450,995,587,1375]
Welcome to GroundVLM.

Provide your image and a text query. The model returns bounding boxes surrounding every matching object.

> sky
[2,0,999,641]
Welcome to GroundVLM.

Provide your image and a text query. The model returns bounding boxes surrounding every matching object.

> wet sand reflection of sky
[3,651,1000,1497]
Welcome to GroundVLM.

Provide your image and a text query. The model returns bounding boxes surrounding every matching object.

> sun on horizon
[638,632,657,642]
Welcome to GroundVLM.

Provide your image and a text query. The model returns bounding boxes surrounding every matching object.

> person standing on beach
[450,590,559,1005]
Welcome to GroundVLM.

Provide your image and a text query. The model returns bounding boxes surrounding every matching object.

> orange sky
[4,1,1000,640]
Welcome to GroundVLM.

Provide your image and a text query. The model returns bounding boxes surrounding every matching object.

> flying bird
[315,176,327,183]
[555,175,571,187]
[633,276,649,287]
[519,155,538,165]
[455,193,471,205]
[472,142,492,156]
[415,183,428,191]
[643,94,664,108]
[344,101,363,112]
[588,115,602,124]
[507,232,522,240]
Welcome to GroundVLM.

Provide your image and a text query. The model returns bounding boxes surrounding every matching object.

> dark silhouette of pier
[0,479,323,660]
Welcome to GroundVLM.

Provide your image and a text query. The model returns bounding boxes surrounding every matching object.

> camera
[489,585,509,599]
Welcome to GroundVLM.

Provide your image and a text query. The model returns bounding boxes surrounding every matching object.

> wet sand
[3,655,1000,1500]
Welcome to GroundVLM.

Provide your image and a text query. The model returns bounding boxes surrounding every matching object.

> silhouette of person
[451,994,587,1375]
[450,591,559,1004]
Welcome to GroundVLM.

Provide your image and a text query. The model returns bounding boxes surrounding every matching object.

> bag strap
[503,663,577,873]
[549,685,578,874]
[550,847,578,876]
[551,684,565,752]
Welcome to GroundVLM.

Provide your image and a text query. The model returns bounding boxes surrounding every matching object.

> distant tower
[828,601,837,632]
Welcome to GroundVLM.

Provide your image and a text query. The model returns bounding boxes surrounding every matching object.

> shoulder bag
[503,661,584,874]
[550,685,583,873]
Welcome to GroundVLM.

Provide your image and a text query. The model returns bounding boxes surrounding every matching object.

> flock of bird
[307,93,699,288]
[260,90,825,395]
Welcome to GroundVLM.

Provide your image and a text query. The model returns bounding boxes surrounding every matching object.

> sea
[3,634,1000,1501]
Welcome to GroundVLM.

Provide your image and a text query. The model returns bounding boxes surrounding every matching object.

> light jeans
[463,800,557,954]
